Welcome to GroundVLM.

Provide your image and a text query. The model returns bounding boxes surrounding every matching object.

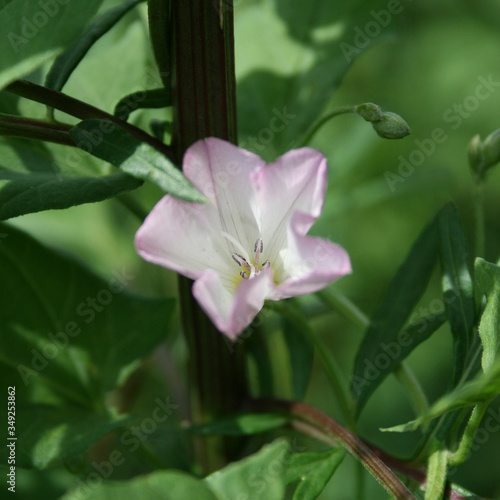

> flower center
[232,238,270,280]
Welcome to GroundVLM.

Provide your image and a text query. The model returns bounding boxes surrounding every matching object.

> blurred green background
[5,0,500,498]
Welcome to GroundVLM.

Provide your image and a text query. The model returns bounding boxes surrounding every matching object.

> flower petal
[184,138,265,258]
[271,211,351,299]
[192,268,272,339]
[251,148,327,266]
[135,195,234,283]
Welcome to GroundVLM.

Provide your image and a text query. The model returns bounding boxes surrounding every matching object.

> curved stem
[298,105,356,147]
[5,79,174,162]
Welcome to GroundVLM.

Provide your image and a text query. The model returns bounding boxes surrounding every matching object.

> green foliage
[475,258,500,372]
[0,169,142,221]
[352,209,440,414]
[0,223,175,401]
[0,0,103,89]
[205,440,289,500]
[70,119,205,202]
[439,204,475,384]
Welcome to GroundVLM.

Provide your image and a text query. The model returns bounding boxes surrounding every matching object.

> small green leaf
[70,119,206,202]
[0,1,103,89]
[285,449,345,500]
[439,203,475,384]
[352,213,440,414]
[475,258,500,372]
[45,0,144,92]
[282,316,315,400]
[0,169,142,221]
[382,357,500,433]
[189,413,288,436]
[205,439,289,500]
[114,87,172,122]
[61,470,219,500]
[0,404,134,469]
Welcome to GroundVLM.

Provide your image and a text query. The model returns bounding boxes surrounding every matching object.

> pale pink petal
[271,211,351,299]
[192,268,273,339]
[251,148,327,266]
[183,138,264,256]
[135,195,234,284]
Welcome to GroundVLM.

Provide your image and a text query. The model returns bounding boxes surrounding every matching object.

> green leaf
[383,357,500,433]
[61,470,219,500]
[45,0,144,92]
[114,88,172,122]
[282,316,315,400]
[189,413,288,436]
[475,258,500,372]
[0,404,134,469]
[70,119,206,202]
[285,449,345,500]
[352,213,440,414]
[0,223,175,403]
[0,169,142,221]
[205,439,289,500]
[439,203,475,384]
[0,0,103,89]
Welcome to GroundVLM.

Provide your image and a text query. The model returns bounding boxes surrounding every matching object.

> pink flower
[135,138,351,339]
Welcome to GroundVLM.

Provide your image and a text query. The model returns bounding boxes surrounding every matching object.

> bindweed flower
[135,138,351,339]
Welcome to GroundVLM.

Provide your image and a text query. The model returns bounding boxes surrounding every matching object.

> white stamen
[231,237,270,280]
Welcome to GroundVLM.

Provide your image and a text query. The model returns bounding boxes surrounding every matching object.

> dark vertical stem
[166,0,245,472]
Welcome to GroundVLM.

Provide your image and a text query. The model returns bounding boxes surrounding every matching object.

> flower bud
[355,103,383,123]
[482,128,500,170]
[467,134,484,175]
[371,112,411,140]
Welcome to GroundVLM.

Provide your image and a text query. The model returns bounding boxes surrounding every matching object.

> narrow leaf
[45,0,144,91]
[475,258,500,372]
[70,119,206,202]
[439,203,475,384]
[188,413,288,436]
[0,169,142,221]
[352,213,440,414]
